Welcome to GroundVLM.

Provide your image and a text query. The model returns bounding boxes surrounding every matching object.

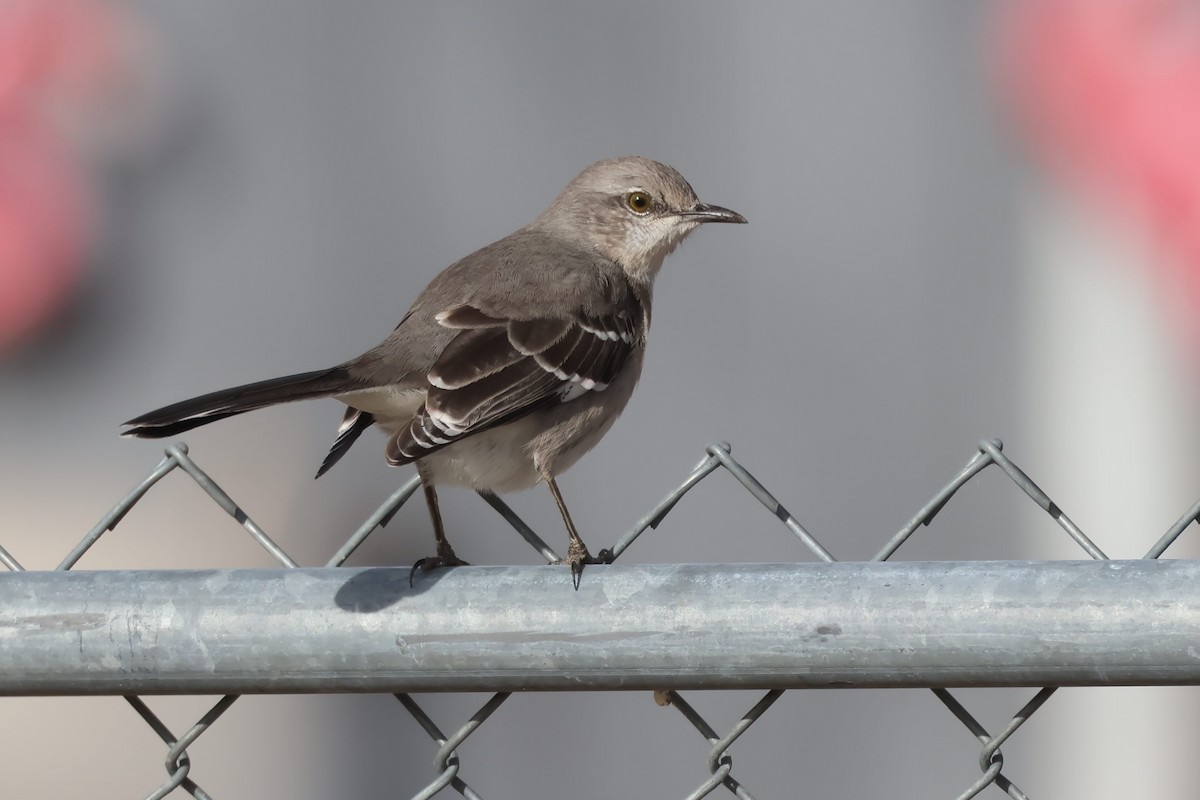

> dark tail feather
[122,367,354,439]
[315,408,376,478]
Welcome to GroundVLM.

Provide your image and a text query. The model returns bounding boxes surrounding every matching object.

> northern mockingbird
[123,156,746,586]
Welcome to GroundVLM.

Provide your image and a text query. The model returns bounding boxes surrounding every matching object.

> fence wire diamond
[2,437,1199,799]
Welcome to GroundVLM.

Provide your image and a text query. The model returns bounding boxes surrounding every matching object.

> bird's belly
[336,387,425,435]
[336,386,539,490]
[419,419,543,492]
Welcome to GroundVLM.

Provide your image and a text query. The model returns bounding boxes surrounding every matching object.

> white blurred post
[1019,185,1200,797]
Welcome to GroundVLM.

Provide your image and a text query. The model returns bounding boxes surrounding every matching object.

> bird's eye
[625,191,652,214]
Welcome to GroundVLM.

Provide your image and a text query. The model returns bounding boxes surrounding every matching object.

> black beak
[681,203,748,224]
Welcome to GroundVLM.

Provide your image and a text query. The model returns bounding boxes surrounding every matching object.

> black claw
[409,554,470,587]
[564,545,613,590]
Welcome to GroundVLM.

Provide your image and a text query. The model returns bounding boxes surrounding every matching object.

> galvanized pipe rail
[1,560,1197,695]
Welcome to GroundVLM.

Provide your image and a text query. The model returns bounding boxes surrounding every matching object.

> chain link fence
[2,438,1199,799]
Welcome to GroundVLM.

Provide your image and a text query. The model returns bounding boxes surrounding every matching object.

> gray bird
[122,156,746,586]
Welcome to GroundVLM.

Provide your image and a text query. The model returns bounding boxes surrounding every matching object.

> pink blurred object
[996,0,1200,348]
[0,109,86,351]
[0,0,150,353]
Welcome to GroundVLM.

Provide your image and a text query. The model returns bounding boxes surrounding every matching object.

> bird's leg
[545,476,611,589]
[422,480,463,563]
[411,462,469,585]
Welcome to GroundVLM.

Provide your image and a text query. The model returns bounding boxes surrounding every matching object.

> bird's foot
[409,542,470,587]
[562,542,614,590]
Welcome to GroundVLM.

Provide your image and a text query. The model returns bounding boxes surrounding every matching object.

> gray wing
[385,298,641,465]
[341,229,635,386]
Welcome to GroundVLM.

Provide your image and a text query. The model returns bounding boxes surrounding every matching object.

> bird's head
[536,156,747,286]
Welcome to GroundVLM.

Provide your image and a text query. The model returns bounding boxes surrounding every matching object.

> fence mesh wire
[2,437,1199,799]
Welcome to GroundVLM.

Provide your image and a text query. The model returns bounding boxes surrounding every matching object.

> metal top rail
[3,559,1198,696]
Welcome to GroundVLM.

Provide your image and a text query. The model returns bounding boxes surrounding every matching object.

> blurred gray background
[3,1,1198,798]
